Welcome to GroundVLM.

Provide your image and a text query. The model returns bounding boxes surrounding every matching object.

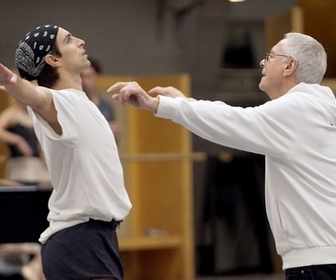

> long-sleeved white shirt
[155,83,336,269]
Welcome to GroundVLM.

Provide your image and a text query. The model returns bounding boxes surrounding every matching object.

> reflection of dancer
[0,24,131,280]
[0,100,49,185]
[109,32,336,278]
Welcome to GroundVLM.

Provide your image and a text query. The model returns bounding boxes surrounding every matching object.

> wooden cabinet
[265,6,303,52]
[298,0,336,78]
[97,74,195,280]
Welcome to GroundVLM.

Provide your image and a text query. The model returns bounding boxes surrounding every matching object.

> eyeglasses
[264,52,292,62]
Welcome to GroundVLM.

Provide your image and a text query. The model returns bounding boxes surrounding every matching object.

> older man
[109,32,336,280]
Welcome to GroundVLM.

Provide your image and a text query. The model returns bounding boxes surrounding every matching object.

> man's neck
[52,74,83,92]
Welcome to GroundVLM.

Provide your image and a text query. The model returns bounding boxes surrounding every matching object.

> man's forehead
[271,41,283,53]
[57,28,71,41]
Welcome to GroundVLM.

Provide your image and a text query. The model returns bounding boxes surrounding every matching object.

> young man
[0,25,132,280]
[109,32,336,280]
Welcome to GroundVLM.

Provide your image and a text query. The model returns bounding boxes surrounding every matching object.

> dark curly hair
[37,43,62,88]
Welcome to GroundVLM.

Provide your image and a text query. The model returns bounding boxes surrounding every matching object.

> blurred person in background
[0,99,49,186]
[81,58,120,143]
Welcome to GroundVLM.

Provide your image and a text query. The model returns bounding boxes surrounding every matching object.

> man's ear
[45,54,60,67]
[284,59,298,77]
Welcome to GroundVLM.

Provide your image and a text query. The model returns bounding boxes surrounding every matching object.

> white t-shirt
[28,88,132,244]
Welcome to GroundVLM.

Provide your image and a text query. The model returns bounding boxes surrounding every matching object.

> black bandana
[15,25,59,81]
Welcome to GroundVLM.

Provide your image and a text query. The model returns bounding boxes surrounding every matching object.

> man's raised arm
[0,63,59,133]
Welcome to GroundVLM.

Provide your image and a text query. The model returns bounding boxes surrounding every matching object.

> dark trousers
[41,219,123,280]
[286,264,336,280]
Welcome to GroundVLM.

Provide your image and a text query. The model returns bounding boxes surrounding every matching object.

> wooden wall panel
[266,7,303,51]
[299,0,336,77]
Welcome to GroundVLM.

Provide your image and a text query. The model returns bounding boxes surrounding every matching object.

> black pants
[41,219,123,280]
[286,264,336,280]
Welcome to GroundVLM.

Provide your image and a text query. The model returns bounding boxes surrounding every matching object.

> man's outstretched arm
[0,63,60,134]
[107,81,195,112]
[108,81,159,112]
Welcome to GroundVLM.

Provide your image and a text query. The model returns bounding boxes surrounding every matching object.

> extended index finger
[107,82,130,94]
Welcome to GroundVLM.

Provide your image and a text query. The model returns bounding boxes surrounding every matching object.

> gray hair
[282,32,327,84]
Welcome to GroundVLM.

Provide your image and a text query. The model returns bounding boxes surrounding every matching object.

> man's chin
[258,80,264,92]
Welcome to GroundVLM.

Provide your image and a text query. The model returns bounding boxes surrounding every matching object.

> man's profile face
[259,40,289,100]
[50,27,89,75]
